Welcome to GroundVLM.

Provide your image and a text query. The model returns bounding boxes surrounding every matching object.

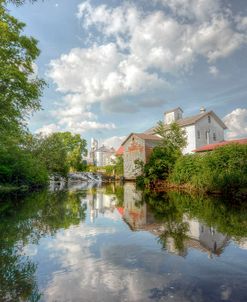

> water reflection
[0,183,247,301]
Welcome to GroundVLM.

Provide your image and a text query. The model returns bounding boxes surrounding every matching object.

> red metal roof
[193,138,247,152]
[116,146,124,156]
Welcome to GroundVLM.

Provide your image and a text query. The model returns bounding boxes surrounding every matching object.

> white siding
[182,125,196,154]
[195,114,224,149]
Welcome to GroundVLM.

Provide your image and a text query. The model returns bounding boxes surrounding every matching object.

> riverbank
[145,179,247,200]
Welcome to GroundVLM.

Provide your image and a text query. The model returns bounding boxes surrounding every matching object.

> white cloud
[66,120,116,134]
[156,0,221,21]
[46,0,247,130]
[48,43,165,102]
[102,136,126,149]
[35,123,61,136]
[209,66,219,76]
[223,108,247,139]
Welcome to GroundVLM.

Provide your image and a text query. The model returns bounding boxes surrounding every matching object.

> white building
[145,107,227,154]
[95,145,116,167]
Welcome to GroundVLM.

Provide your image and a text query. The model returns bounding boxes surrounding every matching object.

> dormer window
[208,116,211,123]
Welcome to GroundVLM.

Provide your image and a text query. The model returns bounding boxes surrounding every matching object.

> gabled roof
[193,138,247,152]
[164,107,183,114]
[121,133,161,146]
[145,111,227,135]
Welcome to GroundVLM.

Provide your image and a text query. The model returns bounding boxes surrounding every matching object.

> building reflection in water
[121,183,229,258]
[83,182,239,258]
[87,187,117,223]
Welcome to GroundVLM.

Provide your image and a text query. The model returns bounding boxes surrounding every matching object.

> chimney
[200,106,206,113]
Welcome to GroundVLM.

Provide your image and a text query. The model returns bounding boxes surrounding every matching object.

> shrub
[171,144,247,193]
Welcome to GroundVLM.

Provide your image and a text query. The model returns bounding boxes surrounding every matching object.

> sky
[8,0,247,149]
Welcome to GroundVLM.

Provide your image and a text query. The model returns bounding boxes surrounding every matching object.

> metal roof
[193,138,247,152]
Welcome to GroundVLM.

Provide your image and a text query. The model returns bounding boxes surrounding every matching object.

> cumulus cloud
[48,43,165,102]
[223,108,247,139]
[35,123,61,136]
[102,135,126,149]
[46,0,247,132]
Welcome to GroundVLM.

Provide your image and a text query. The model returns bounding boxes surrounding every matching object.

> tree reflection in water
[1,183,247,301]
[0,189,87,302]
[121,183,247,256]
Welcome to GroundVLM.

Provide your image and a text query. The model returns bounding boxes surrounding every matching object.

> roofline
[121,132,135,146]
[121,132,161,146]
[197,111,228,130]
[176,111,227,129]
[193,137,247,152]
[164,107,183,114]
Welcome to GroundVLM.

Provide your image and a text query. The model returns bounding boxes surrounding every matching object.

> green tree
[55,132,87,172]
[0,1,45,134]
[33,132,87,176]
[0,2,47,189]
[144,122,187,181]
[33,134,69,177]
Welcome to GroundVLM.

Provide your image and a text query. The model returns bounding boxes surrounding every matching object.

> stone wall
[123,135,146,180]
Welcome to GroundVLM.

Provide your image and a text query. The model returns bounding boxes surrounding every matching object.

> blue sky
[8,0,247,148]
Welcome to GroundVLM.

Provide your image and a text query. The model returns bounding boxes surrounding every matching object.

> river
[1,182,247,302]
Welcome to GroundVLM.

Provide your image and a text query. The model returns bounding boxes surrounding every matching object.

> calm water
[1,183,247,302]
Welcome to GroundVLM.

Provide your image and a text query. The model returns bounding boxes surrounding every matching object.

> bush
[0,145,48,187]
[171,144,247,193]
[145,146,181,181]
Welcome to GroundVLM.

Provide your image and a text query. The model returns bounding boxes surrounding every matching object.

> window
[197,130,200,139]
[208,116,211,123]
[213,132,216,141]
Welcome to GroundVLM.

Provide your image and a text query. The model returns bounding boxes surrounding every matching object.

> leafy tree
[144,122,187,182]
[33,132,88,176]
[0,2,47,189]
[0,1,45,133]
[55,132,87,172]
[33,134,69,177]
[154,121,187,151]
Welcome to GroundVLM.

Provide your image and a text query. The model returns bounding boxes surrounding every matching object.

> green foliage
[32,133,69,177]
[145,146,181,181]
[114,156,124,176]
[154,121,187,151]
[142,122,187,182]
[104,156,124,177]
[32,132,87,176]
[0,137,48,187]
[0,3,48,189]
[0,188,87,301]
[142,189,247,253]
[105,165,114,176]
[0,2,45,133]
[171,144,247,193]
[55,132,87,171]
